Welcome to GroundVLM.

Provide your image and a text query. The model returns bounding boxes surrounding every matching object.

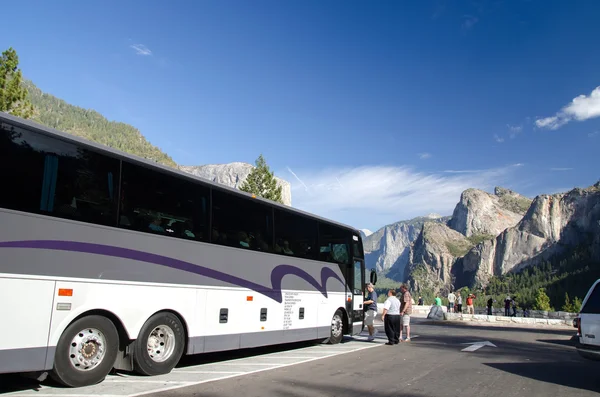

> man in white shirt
[448,291,456,313]
[381,289,401,345]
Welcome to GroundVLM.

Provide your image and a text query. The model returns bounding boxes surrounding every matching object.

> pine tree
[533,288,552,311]
[562,292,574,312]
[573,296,583,313]
[0,47,34,118]
[240,154,283,204]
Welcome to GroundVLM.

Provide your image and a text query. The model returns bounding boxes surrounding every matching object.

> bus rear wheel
[50,315,119,387]
[132,312,185,376]
[325,309,344,344]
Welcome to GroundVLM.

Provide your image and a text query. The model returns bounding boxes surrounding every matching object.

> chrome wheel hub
[147,325,176,363]
[68,328,106,371]
[331,314,343,338]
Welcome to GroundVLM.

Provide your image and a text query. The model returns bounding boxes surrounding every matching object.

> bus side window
[0,122,119,226]
[211,189,273,252]
[118,161,209,242]
[273,208,317,260]
[317,222,351,265]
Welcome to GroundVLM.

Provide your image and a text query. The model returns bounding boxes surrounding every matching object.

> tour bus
[0,111,373,388]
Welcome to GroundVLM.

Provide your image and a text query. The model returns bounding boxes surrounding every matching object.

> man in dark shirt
[364,283,378,341]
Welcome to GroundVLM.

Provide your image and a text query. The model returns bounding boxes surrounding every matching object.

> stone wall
[443,312,574,327]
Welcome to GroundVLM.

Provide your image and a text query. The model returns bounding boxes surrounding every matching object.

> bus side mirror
[370,269,377,285]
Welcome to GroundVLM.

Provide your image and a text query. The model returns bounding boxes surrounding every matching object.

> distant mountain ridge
[363,214,451,281]
[367,182,600,303]
[24,80,177,167]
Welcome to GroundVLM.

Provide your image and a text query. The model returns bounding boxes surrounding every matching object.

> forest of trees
[456,245,599,312]
[22,80,177,168]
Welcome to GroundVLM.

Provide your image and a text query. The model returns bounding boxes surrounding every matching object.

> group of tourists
[363,283,412,345]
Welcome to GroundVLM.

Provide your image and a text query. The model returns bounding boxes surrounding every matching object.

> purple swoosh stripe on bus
[0,240,345,303]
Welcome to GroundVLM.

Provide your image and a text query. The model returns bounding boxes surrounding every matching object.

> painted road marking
[461,341,497,352]
[5,337,380,397]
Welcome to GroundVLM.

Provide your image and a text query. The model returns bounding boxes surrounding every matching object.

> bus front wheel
[50,315,119,387]
[325,309,344,344]
[132,312,185,376]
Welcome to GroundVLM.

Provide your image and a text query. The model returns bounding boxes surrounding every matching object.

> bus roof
[0,111,361,235]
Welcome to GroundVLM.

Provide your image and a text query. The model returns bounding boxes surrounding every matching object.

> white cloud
[507,124,522,138]
[535,86,600,130]
[589,131,599,138]
[494,134,504,143]
[130,44,152,56]
[418,152,432,159]
[507,124,522,133]
[550,167,573,171]
[283,163,524,231]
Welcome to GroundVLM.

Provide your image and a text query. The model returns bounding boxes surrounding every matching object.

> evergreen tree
[533,288,552,311]
[562,292,574,312]
[240,154,283,204]
[0,47,34,118]
[573,296,583,313]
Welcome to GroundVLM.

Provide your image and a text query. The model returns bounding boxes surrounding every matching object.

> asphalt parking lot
[1,318,598,397]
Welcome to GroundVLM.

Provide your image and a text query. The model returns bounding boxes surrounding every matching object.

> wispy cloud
[418,152,432,160]
[535,85,600,130]
[462,14,479,30]
[284,163,524,230]
[130,44,152,56]
[589,131,599,138]
[493,134,504,143]
[507,124,522,138]
[550,167,573,171]
[286,166,309,192]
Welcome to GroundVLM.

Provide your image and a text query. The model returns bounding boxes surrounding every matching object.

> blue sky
[2,0,599,231]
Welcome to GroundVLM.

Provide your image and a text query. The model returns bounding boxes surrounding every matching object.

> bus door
[348,235,366,329]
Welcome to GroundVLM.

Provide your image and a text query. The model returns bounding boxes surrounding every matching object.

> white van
[576,278,600,361]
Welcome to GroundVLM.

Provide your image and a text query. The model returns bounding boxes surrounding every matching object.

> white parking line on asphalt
[5,337,382,397]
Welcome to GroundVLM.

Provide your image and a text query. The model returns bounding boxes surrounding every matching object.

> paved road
[1,319,598,397]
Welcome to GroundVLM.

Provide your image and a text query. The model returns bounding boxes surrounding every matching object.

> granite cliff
[447,187,531,237]
[405,222,472,295]
[179,163,292,206]
[394,182,600,296]
[363,214,450,281]
[460,182,600,288]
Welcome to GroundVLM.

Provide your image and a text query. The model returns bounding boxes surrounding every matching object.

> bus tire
[132,312,185,376]
[50,315,119,388]
[325,309,344,345]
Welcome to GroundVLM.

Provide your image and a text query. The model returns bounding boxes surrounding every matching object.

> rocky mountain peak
[447,187,531,238]
[460,182,600,287]
[405,222,472,294]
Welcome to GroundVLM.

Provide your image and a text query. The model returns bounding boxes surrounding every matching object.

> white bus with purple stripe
[0,112,372,387]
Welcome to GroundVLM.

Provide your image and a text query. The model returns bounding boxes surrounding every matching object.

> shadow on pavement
[484,361,600,393]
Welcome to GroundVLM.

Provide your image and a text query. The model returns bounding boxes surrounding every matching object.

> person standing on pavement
[456,291,463,313]
[381,289,401,345]
[466,293,476,314]
[447,290,456,313]
[399,284,413,342]
[363,283,378,341]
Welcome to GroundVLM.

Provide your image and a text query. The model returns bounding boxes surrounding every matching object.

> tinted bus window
[581,283,600,314]
[0,122,119,226]
[119,161,209,242]
[352,235,364,258]
[274,209,317,260]
[318,223,351,265]
[211,190,273,252]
